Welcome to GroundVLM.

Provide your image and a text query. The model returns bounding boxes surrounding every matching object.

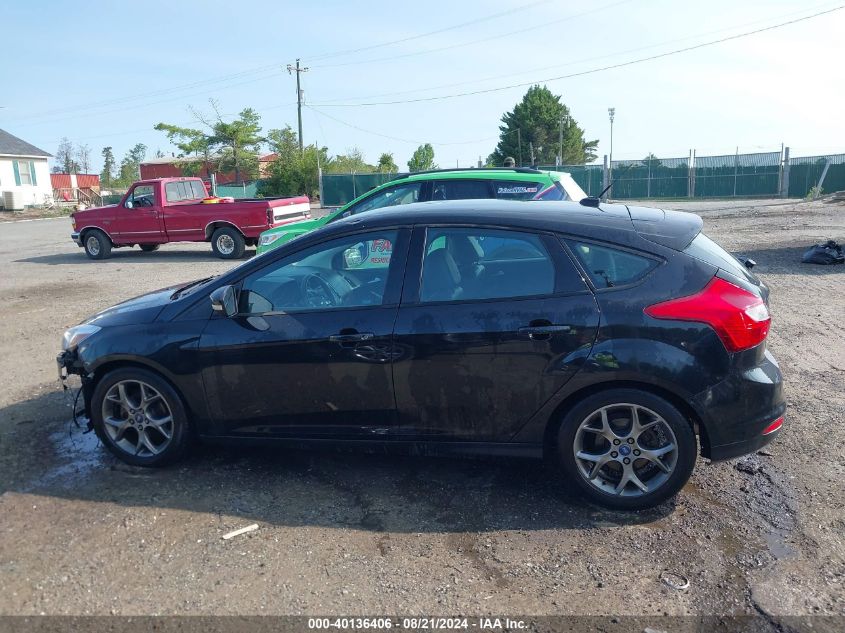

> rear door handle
[329,331,375,346]
[518,325,571,340]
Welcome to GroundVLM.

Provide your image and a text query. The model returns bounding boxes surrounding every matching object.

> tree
[407,144,437,172]
[328,147,375,173]
[55,137,79,174]
[76,144,92,173]
[260,126,329,199]
[116,143,147,186]
[489,85,598,167]
[153,122,216,177]
[156,102,264,182]
[100,146,116,188]
[377,152,398,173]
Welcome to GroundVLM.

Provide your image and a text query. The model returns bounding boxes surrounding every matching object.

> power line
[309,5,845,107]
[308,0,840,105]
[309,0,632,69]
[302,0,554,63]
[4,1,552,124]
[305,105,496,146]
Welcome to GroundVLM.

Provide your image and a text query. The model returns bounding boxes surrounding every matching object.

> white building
[0,129,52,209]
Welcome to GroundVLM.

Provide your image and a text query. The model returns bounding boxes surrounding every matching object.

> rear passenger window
[494,180,543,200]
[420,228,556,302]
[567,241,658,288]
[431,180,491,200]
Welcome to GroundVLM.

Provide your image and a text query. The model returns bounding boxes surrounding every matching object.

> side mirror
[125,200,134,209]
[209,285,237,317]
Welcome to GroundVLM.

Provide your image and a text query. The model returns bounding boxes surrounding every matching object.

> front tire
[139,244,160,252]
[91,367,190,467]
[83,229,112,260]
[556,388,697,510]
[210,227,245,259]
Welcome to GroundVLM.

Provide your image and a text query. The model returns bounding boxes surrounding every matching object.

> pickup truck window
[127,185,155,208]
[165,180,206,203]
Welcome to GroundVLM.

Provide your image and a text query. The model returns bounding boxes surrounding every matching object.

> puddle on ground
[29,420,107,489]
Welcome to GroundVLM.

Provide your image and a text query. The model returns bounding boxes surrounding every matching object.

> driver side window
[126,185,155,208]
[239,230,399,315]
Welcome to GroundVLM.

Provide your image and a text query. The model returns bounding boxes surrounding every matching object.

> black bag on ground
[801,240,845,265]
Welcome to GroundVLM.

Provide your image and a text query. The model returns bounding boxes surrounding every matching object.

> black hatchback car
[58,199,784,510]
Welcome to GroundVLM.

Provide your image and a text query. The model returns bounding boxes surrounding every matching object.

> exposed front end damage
[57,348,93,429]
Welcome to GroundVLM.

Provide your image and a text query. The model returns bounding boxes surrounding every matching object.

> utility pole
[286,58,309,152]
[608,107,615,198]
[517,128,522,167]
[558,113,569,167]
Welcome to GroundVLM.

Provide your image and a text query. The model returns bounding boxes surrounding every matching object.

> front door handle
[518,325,571,340]
[329,331,375,347]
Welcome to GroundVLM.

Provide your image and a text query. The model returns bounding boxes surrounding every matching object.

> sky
[2,0,844,173]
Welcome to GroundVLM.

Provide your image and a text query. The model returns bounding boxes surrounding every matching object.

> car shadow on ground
[15,250,257,265]
[0,390,673,533]
[737,245,844,276]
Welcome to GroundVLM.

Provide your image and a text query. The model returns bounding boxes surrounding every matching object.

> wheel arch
[79,225,115,246]
[541,379,711,459]
[204,221,244,241]
[84,357,195,424]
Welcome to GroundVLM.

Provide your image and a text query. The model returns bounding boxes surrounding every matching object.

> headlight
[62,324,101,350]
[258,233,282,247]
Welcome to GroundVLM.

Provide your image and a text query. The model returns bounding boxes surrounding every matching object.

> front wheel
[91,367,191,467]
[210,227,246,259]
[556,388,697,510]
[83,229,112,260]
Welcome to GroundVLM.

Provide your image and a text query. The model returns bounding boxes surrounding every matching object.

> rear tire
[83,229,112,260]
[556,388,697,511]
[211,227,245,259]
[91,367,190,467]
[139,244,160,252]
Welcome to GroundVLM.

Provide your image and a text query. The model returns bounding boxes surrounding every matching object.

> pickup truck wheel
[211,227,246,259]
[139,244,160,252]
[83,229,112,260]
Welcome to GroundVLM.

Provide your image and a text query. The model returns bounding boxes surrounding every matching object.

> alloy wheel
[100,380,174,457]
[572,403,678,497]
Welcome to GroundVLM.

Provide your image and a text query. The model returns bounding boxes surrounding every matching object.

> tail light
[644,277,770,352]
[762,417,783,435]
[267,208,273,225]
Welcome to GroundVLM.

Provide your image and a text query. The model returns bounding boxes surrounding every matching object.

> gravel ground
[0,200,843,625]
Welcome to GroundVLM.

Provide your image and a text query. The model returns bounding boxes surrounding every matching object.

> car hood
[85,283,191,327]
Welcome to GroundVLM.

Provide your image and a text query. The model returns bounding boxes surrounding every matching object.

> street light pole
[608,107,615,198]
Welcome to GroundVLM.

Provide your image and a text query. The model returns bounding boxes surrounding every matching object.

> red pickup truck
[70,177,310,259]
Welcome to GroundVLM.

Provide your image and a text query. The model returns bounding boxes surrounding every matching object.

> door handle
[518,325,571,340]
[329,331,375,346]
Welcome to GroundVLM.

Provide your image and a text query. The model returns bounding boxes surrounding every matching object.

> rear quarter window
[684,233,756,283]
[566,240,659,289]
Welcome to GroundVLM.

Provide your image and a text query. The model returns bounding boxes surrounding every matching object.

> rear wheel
[83,229,112,260]
[139,244,160,252]
[91,367,190,467]
[556,388,697,510]
[211,227,245,259]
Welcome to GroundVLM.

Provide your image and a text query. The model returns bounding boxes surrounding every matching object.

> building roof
[140,152,277,166]
[0,129,51,158]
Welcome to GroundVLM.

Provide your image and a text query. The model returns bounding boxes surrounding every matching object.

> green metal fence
[607,157,690,199]
[788,154,845,198]
[540,164,604,196]
[217,181,261,198]
[692,152,781,198]
[321,172,405,207]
